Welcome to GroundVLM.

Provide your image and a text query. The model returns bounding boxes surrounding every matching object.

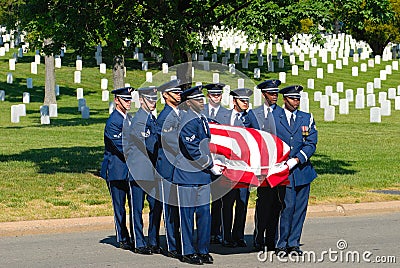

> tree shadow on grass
[0,146,104,175]
[312,153,357,175]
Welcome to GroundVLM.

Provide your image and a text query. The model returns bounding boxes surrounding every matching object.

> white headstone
[351,66,358,76]
[380,70,387,80]
[142,61,148,71]
[336,82,344,92]
[35,54,40,64]
[366,82,374,94]
[213,73,219,83]
[379,92,387,104]
[325,86,333,96]
[101,78,108,90]
[162,63,168,73]
[212,53,217,62]
[367,94,376,107]
[78,98,86,111]
[17,104,26,117]
[375,55,381,64]
[360,63,367,72]
[339,99,349,114]
[317,68,324,79]
[346,89,354,102]
[355,94,365,109]
[311,58,317,67]
[146,71,152,82]
[9,59,15,70]
[381,100,391,116]
[23,92,30,103]
[370,107,381,123]
[314,91,322,101]
[327,64,334,73]
[279,72,286,83]
[299,97,309,112]
[132,91,140,108]
[74,71,81,83]
[353,54,359,62]
[49,104,57,117]
[356,88,364,95]
[55,85,60,96]
[17,48,23,57]
[331,93,340,106]
[385,65,392,75]
[304,61,310,71]
[388,88,396,99]
[368,59,375,68]
[77,87,84,99]
[76,60,82,71]
[55,57,61,68]
[11,105,20,123]
[392,60,398,71]
[320,95,329,109]
[102,90,109,102]
[31,62,37,74]
[253,86,262,107]
[229,64,235,74]
[324,106,335,121]
[335,60,342,69]
[238,78,245,88]
[40,105,50,125]
[0,90,5,101]
[7,73,13,84]
[100,63,106,74]
[373,78,381,89]
[395,96,400,110]
[342,57,349,66]
[292,65,298,76]
[27,78,33,89]
[289,55,295,65]
[307,79,314,89]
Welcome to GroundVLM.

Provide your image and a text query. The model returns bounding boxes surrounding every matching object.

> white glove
[286,158,298,170]
[210,164,224,176]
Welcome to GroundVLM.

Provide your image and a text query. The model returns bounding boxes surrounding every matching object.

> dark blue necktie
[290,113,295,130]
[234,113,242,126]
[210,108,215,119]
[264,107,273,132]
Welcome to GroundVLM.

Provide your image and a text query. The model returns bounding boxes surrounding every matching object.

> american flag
[209,123,290,188]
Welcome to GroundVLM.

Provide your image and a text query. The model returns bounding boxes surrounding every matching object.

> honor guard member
[220,88,255,248]
[123,86,162,255]
[249,79,284,253]
[201,83,230,244]
[100,86,134,250]
[173,86,223,265]
[274,85,318,257]
[155,79,183,259]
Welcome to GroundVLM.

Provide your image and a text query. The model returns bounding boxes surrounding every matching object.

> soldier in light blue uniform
[155,79,182,259]
[100,87,134,250]
[123,86,162,255]
[173,85,222,265]
[248,79,284,253]
[220,88,255,248]
[201,83,230,244]
[274,85,318,257]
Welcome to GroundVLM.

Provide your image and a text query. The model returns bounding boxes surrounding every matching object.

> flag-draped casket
[209,123,290,188]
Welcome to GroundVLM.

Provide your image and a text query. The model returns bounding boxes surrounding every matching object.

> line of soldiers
[100,78,318,265]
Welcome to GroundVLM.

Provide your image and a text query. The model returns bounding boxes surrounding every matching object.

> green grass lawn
[0,45,400,222]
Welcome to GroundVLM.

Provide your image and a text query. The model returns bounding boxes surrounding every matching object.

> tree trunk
[112,55,125,89]
[43,39,56,105]
[176,51,192,90]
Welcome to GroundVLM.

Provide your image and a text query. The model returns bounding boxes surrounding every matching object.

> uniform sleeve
[295,114,318,164]
[104,119,125,162]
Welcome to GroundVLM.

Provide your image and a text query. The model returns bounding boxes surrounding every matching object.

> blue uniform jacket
[123,108,158,181]
[202,104,231,125]
[274,109,318,187]
[173,109,213,185]
[100,109,131,181]
[248,104,284,133]
[155,105,181,181]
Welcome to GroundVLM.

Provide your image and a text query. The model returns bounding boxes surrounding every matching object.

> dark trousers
[221,188,250,242]
[253,186,282,249]
[107,180,132,244]
[161,179,180,252]
[130,181,162,248]
[276,184,311,249]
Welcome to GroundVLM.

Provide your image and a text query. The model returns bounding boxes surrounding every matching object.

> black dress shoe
[210,235,222,244]
[198,253,213,264]
[275,247,288,258]
[288,246,303,256]
[181,254,203,265]
[133,246,153,255]
[166,250,179,259]
[149,245,163,254]
[253,244,264,252]
[119,241,132,250]
[222,240,237,248]
[265,243,276,252]
[236,239,247,247]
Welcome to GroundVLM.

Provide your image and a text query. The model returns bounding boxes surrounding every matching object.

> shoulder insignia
[113,133,122,138]
[185,135,195,142]
[163,126,173,133]
[141,129,150,137]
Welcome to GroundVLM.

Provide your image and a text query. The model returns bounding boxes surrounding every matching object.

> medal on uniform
[302,126,309,136]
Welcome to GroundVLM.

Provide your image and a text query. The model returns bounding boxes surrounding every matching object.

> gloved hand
[286,158,298,170]
[210,165,224,176]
